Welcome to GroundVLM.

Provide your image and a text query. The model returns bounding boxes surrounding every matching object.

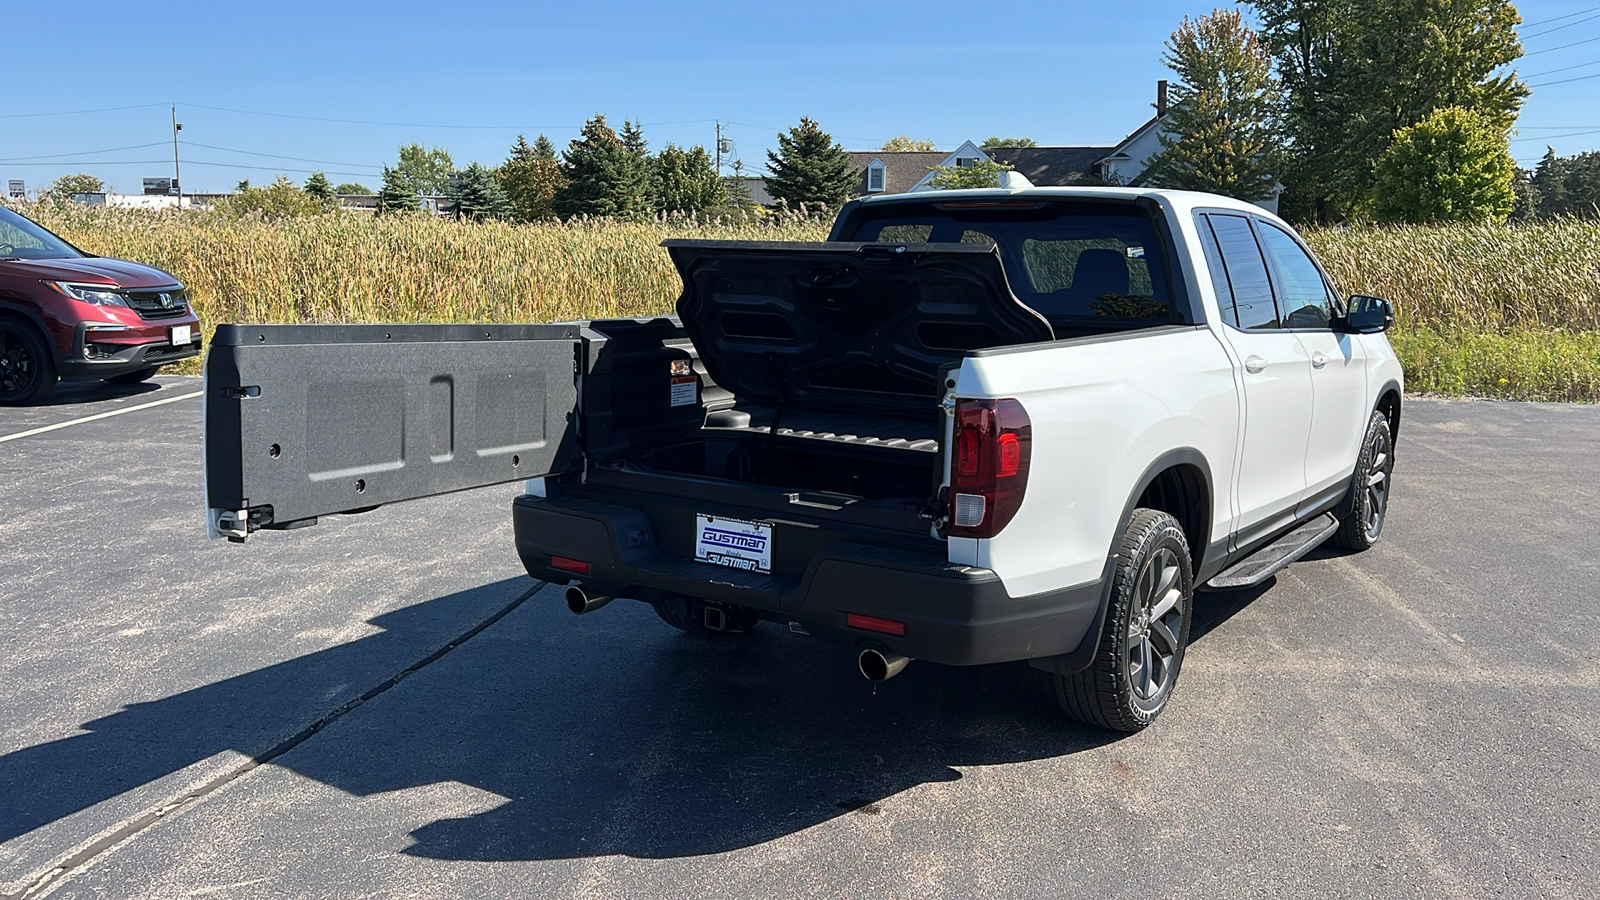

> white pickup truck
[204,187,1402,732]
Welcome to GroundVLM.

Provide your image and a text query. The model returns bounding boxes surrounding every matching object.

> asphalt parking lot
[1,376,1595,899]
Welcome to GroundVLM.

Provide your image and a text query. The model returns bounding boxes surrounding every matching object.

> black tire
[1052,508,1194,733]
[651,594,760,638]
[0,319,57,406]
[105,367,160,385]
[1333,410,1395,552]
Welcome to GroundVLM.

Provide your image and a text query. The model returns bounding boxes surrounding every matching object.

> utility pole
[715,121,722,176]
[171,105,184,207]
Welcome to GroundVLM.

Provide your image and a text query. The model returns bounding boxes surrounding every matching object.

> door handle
[1311,353,1328,369]
[1244,355,1267,374]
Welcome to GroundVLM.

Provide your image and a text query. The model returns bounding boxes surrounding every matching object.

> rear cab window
[834,198,1188,336]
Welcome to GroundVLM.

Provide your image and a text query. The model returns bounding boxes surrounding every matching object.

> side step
[1206,513,1339,589]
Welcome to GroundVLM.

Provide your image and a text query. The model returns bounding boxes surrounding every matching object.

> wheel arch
[1375,380,1402,441]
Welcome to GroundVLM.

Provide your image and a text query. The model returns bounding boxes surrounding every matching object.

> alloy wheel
[1126,546,1185,703]
[0,326,39,400]
[1364,428,1393,539]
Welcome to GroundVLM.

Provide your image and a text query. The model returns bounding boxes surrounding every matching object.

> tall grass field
[18,203,1600,401]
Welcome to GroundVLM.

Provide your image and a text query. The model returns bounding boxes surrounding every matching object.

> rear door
[1196,213,1314,547]
[205,323,583,540]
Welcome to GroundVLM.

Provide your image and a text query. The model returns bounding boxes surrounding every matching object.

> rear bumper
[513,493,1104,667]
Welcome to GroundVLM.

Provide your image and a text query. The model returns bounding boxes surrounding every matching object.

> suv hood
[665,240,1053,415]
[0,255,179,288]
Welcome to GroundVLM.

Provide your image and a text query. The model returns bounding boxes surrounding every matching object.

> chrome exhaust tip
[858,648,911,682]
[565,585,614,615]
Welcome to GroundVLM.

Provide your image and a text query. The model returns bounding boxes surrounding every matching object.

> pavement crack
[5,580,545,900]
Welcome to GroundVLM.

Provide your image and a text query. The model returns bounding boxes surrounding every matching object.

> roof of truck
[852,186,1281,224]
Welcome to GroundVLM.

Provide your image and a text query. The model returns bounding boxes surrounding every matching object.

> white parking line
[0,391,203,444]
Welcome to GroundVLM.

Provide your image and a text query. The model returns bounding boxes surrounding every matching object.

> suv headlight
[44,281,129,307]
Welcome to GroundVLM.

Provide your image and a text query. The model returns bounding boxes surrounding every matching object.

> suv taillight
[948,398,1031,538]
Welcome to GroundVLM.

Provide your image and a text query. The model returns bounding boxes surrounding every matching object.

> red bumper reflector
[551,556,590,575]
[846,613,906,636]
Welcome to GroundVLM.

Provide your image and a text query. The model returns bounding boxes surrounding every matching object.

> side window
[1207,214,1279,330]
[1257,223,1335,329]
[1195,216,1238,327]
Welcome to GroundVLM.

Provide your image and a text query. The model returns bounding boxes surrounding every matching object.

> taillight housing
[948,398,1031,538]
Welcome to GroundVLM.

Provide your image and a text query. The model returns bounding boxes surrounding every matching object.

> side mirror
[1341,295,1394,334]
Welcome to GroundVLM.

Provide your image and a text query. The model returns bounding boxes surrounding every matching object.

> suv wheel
[1333,410,1395,552]
[0,319,57,406]
[1052,508,1194,733]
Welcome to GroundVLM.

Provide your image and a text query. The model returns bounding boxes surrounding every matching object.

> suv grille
[123,288,189,320]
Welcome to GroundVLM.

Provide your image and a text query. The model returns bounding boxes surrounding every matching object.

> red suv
[0,205,201,404]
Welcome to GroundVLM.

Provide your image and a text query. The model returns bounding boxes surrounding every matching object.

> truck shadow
[0,576,1275,865]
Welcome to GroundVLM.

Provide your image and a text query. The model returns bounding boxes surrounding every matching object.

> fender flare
[1031,447,1214,676]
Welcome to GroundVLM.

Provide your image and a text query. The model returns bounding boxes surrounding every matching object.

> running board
[1206,513,1339,589]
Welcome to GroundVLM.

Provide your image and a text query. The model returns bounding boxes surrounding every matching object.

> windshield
[836,200,1177,329]
[0,207,83,260]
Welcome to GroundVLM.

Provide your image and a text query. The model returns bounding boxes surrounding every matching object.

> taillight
[948,398,1031,538]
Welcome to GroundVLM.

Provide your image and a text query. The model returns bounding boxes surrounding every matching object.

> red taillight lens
[551,555,590,575]
[846,613,906,636]
[948,398,1031,538]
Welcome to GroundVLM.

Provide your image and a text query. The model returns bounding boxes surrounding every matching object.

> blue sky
[4,0,1599,194]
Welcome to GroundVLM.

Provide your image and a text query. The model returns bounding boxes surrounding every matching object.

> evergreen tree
[653,144,726,213]
[495,135,566,221]
[555,115,648,219]
[620,120,655,214]
[1533,148,1568,219]
[1370,107,1514,224]
[376,165,419,214]
[1531,148,1600,219]
[450,162,514,221]
[1142,10,1282,202]
[763,117,856,211]
[721,159,757,212]
[303,171,335,205]
[235,179,251,193]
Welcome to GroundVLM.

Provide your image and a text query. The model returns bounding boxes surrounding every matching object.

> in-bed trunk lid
[664,240,1053,415]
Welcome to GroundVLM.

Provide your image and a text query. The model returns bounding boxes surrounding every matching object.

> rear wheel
[651,594,760,638]
[1052,508,1194,733]
[0,319,57,406]
[1333,410,1394,552]
[105,367,159,385]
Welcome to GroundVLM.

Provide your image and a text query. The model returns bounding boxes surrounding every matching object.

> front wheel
[1333,410,1395,552]
[0,319,57,406]
[1052,508,1194,733]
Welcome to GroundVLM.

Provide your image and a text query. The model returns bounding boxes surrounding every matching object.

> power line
[180,102,720,132]
[1521,4,1600,28]
[0,142,170,162]
[1520,10,1600,40]
[1523,57,1600,77]
[179,141,382,170]
[1524,34,1600,55]
[1511,128,1600,142]
[0,103,169,119]
[1528,70,1600,87]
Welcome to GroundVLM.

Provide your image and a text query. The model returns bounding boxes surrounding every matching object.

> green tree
[925,158,1014,190]
[235,179,251,193]
[396,143,455,195]
[555,115,649,219]
[881,136,938,151]
[42,173,105,200]
[620,120,654,213]
[376,165,419,214]
[721,159,758,212]
[1142,9,1282,202]
[496,134,566,221]
[333,182,373,195]
[449,162,514,221]
[217,176,330,219]
[653,144,726,213]
[1530,148,1600,219]
[1252,0,1527,222]
[981,137,1038,149]
[303,171,335,205]
[1370,106,1513,224]
[763,117,856,211]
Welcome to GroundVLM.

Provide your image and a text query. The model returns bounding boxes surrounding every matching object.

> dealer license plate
[170,325,191,346]
[695,514,773,574]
